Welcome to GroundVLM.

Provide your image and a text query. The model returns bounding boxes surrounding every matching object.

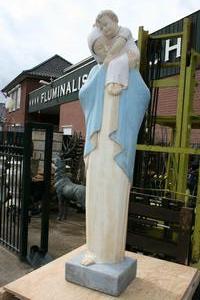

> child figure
[91,10,140,95]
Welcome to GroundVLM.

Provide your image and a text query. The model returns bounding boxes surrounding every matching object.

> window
[7,85,21,111]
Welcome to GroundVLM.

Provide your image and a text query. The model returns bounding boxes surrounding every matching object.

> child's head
[88,26,107,63]
[95,10,119,39]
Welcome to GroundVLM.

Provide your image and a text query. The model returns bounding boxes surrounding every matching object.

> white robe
[85,86,131,264]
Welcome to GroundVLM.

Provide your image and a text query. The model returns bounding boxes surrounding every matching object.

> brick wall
[155,69,200,115]
[191,69,200,144]
[59,100,85,136]
[155,70,200,144]
[157,86,178,116]
[193,69,200,114]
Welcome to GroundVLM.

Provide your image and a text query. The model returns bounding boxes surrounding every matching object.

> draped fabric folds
[80,64,150,183]
[79,65,150,263]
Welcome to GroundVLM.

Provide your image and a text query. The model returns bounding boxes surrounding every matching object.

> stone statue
[80,10,150,266]
[65,10,150,296]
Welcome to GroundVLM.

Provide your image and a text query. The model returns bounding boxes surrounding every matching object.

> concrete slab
[1,246,200,300]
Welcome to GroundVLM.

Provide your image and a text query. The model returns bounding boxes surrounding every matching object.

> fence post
[40,125,53,253]
[20,123,32,260]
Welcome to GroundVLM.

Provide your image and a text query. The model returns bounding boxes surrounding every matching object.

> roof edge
[24,54,72,73]
[2,54,72,93]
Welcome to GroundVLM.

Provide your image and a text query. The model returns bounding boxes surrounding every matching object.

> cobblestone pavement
[0,246,33,287]
[0,208,86,287]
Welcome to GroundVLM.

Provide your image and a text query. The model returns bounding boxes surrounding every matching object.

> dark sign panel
[29,58,96,112]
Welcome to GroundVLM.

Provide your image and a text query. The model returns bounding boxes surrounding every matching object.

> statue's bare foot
[81,253,96,266]
[107,83,123,96]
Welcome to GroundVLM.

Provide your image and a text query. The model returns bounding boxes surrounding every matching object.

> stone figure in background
[53,156,85,220]
[79,10,150,266]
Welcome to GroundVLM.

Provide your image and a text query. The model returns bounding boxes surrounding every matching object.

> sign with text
[29,58,96,112]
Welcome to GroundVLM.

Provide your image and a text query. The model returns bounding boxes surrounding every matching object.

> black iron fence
[0,130,24,253]
[0,123,53,261]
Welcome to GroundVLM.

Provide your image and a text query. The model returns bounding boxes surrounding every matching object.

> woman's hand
[107,83,124,96]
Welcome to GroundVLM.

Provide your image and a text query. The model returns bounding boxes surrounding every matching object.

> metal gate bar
[20,122,53,259]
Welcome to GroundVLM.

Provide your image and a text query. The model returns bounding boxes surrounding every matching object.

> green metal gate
[127,17,200,265]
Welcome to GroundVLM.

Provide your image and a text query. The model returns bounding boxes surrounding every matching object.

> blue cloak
[79,65,150,183]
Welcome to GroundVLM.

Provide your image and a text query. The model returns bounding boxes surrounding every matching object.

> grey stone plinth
[65,252,137,296]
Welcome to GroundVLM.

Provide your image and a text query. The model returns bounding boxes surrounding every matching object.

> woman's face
[98,15,118,39]
[93,37,107,62]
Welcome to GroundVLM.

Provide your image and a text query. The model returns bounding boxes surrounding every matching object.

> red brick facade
[193,69,200,115]
[154,69,200,144]
[59,100,85,135]
[3,54,71,128]
[157,70,200,116]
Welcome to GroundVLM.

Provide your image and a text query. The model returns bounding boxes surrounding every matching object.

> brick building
[28,56,95,135]
[2,55,71,129]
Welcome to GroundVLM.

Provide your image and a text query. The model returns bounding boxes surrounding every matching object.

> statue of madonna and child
[65,10,150,296]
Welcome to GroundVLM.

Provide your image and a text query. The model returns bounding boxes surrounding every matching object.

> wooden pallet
[127,199,193,264]
[0,245,200,300]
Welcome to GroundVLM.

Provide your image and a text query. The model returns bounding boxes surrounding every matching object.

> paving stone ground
[0,208,86,287]
[0,246,33,287]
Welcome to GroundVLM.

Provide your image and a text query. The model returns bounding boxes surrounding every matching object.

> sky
[0,0,199,102]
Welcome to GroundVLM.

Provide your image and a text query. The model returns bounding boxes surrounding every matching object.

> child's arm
[104,36,126,65]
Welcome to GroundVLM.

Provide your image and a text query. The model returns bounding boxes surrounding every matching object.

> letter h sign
[164,37,181,61]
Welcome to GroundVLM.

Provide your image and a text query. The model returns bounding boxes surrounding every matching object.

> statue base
[65,251,137,296]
